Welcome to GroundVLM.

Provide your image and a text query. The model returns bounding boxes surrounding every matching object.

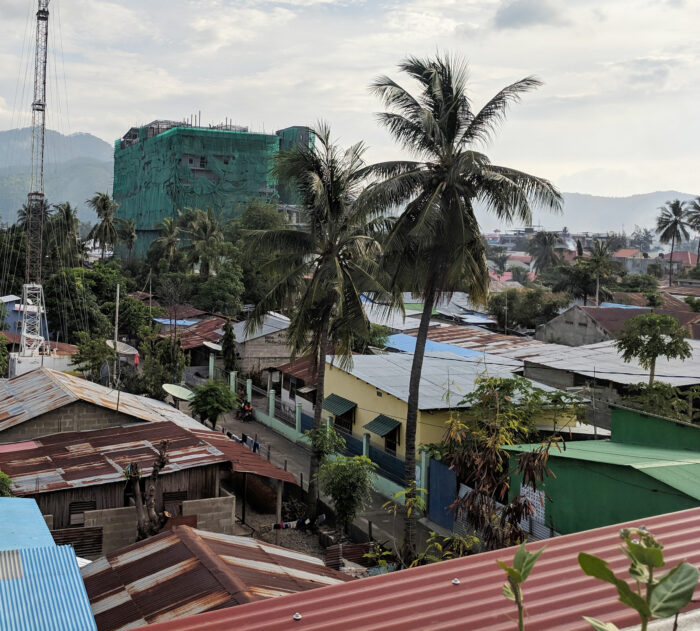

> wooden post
[295,402,302,434]
[242,473,248,525]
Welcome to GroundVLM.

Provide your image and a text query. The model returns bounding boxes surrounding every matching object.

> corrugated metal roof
[0,421,296,496]
[523,340,700,387]
[363,415,400,437]
[134,507,700,631]
[581,306,700,339]
[1,332,78,357]
[0,367,204,435]
[386,333,483,358]
[326,352,525,411]
[0,546,96,631]
[81,525,350,631]
[171,316,227,350]
[233,314,290,344]
[0,498,55,551]
[506,440,700,500]
[322,394,356,417]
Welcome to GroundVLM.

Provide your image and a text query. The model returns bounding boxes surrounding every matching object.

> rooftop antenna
[17,0,50,369]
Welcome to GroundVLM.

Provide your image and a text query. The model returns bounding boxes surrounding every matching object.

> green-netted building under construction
[113,120,310,257]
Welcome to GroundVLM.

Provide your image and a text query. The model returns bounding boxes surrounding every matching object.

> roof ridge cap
[40,368,79,401]
[175,526,257,605]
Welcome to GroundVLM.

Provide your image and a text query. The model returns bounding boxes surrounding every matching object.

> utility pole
[113,284,120,387]
[14,1,50,375]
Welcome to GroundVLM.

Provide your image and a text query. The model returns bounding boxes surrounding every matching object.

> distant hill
[0,128,113,224]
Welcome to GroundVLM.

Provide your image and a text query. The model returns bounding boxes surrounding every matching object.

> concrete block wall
[84,506,138,555]
[182,496,235,535]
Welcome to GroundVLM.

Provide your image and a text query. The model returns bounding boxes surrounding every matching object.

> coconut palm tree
[528,231,561,273]
[16,197,50,232]
[587,239,613,305]
[46,202,80,270]
[656,199,690,287]
[246,122,393,516]
[361,54,561,558]
[87,192,119,260]
[117,218,138,262]
[152,217,180,267]
[180,208,224,281]
[687,197,700,269]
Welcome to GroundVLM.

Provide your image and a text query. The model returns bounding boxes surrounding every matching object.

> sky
[1,0,699,204]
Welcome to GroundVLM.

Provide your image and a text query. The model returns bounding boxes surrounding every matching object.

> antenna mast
[20,0,50,358]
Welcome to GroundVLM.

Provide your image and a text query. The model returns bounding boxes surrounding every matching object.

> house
[535,304,700,346]
[81,525,351,631]
[174,315,228,367]
[609,291,690,310]
[611,248,668,274]
[0,497,96,631]
[133,506,700,631]
[668,250,698,269]
[232,313,291,374]
[277,354,320,418]
[506,407,700,535]
[0,366,205,442]
[0,421,295,557]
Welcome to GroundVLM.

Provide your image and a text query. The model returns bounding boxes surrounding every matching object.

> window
[384,426,400,456]
[69,500,96,527]
[199,156,207,169]
[334,409,354,434]
[163,490,188,517]
[578,322,587,328]
[289,377,297,401]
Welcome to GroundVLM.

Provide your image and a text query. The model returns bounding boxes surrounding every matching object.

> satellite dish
[203,341,222,352]
[162,383,195,401]
[106,340,139,356]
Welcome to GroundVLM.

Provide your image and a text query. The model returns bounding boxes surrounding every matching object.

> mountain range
[0,127,696,233]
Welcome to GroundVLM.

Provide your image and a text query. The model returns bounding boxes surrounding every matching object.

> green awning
[322,393,356,416]
[363,414,401,437]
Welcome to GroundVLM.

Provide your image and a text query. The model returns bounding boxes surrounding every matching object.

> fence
[368,445,405,485]
[427,458,457,530]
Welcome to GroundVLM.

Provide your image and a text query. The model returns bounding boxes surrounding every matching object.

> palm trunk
[649,357,656,385]
[696,237,699,269]
[308,319,330,518]
[596,274,600,306]
[669,234,676,287]
[402,285,437,565]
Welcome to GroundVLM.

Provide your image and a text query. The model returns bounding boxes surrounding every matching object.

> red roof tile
[613,248,642,258]
[136,507,700,631]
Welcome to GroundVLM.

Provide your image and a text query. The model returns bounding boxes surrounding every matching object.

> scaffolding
[113,123,310,257]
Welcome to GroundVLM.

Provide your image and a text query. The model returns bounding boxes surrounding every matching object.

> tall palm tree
[687,197,700,269]
[87,192,119,260]
[16,197,50,232]
[362,55,561,558]
[45,202,80,270]
[152,217,180,267]
[528,231,561,273]
[246,122,393,516]
[656,199,690,287]
[180,208,224,280]
[117,218,138,262]
[587,239,612,305]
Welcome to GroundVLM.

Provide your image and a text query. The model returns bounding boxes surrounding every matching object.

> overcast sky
[1,0,699,204]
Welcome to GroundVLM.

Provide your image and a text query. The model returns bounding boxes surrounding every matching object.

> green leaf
[520,545,545,581]
[582,616,620,631]
[650,562,699,618]
[502,582,516,601]
[625,540,664,569]
[578,553,650,617]
[513,542,528,572]
[497,560,522,584]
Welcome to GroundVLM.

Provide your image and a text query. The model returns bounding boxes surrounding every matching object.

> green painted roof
[364,414,401,437]
[322,393,356,416]
[505,440,700,500]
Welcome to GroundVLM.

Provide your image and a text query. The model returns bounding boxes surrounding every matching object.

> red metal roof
[669,251,699,266]
[136,507,700,631]
[0,421,296,495]
[1,332,78,357]
[583,306,700,339]
[610,291,690,310]
[82,525,350,630]
[613,248,642,258]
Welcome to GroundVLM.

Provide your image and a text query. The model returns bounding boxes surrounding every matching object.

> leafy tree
[246,122,392,517]
[547,262,598,305]
[614,273,658,293]
[528,232,561,273]
[233,198,288,232]
[579,527,699,631]
[488,288,568,332]
[72,331,115,382]
[191,258,244,314]
[317,455,377,537]
[587,239,613,306]
[45,202,81,271]
[87,192,119,260]
[509,266,531,285]
[190,381,237,429]
[0,469,12,496]
[363,55,561,558]
[622,382,700,424]
[615,313,692,384]
[88,261,133,304]
[306,425,346,466]
[630,225,654,252]
[117,218,138,261]
[685,296,700,313]
[647,263,663,279]
[656,199,691,287]
[220,318,240,373]
[351,323,390,352]
[492,252,510,275]
[606,233,628,252]
[101,295,156,342]
[0,336,8,378]
[645,291,663,307]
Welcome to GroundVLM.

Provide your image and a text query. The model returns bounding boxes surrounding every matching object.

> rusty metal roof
[0,421,296,495]
[405,325,566,360]
[136,507,700,631]
[81,525,350,631]
[1,332,78,357]
[0,368,203,435]
[167,316,227,350]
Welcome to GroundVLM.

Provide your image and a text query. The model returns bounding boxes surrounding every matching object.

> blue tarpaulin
[386,333,482,358]
[153,317,199,326]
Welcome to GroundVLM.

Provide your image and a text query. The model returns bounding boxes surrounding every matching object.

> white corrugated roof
[523,340,700,386]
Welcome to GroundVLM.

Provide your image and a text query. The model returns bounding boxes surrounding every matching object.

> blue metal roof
[0,546,96,631]
[386,333,482,358]
[0,498,54,551]
[598,302,646,309]
[153,317,199,326]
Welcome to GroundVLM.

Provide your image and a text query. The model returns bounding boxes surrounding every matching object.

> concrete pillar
[246,379,252,403]
[229,371,236,393]
[419,455,429,505]
[326,415,332,430]
[208,352,215,380]
[295,402,302,434]
[268,389,276,418]
[362,433,370,457]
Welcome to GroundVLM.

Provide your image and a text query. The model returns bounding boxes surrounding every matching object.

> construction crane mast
[20,0,50,360]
